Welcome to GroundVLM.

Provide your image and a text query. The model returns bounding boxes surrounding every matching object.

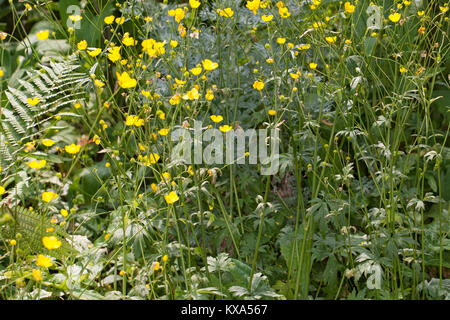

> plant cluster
[0,0,449,300]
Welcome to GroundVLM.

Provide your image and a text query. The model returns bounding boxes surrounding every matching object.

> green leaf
[323,255,338,288]
[71,289,106,300]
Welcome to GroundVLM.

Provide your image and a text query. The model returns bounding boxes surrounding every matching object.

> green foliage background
[0,0,448,300]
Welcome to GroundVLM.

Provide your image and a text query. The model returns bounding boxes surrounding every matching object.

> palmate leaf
[207,252,233,272]
[0,205,76,259]
[0,54,90,172]
[229,272,282,300]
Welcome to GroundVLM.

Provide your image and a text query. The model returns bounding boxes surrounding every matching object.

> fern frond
[5,88,36,122]
[0,54,90,171]
[0,205,77,259]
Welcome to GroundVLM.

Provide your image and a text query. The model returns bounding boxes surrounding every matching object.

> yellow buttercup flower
[32,269,43,282]
[65,143,81,154]
[141,38,166,57]
[115,17,125,25]
[175,78,187,85]
[399,66,407,73]
[253,80,264,91]
[141,153,160,166]
[170,40,178,48]
[261,15,273,22]
[27,159,47,170]
[205,89,214,100]
[389,13,401,23]
[94,79,105,87]
[125,115,144,127]
[279,6,291,18]
[202,59,219,71]
[178,24,187,37]
[104,15,115,24]
[162,172,171,181]
[42,236,61,250]
[170,94,181,105]
[27,97,40,106]
[171,8,185,23]
[260,1,269,9]
[157,110,166,119]
[149,153,160,164]
[42,139,55,147]
[122,33,136,46]
[158,128,170,136]
[268,109,276,116]
[42,191,58,203]
[0,186,5,195]
[312,22,324,29]
[87,48,101,57]
[277,37,286,44]
[190,66,202,75]
[246,0,261,15]
[344,2,355,14]
[290,71,301,79]
[182,87,200,100]
[219,125,232,133]
[116,71,137,88]
[190,0,201,9]
[36,254,52,268]
[77,40,87,50]
[309,62,318,69]
[217,8,234,17]
[25,142,36,153]
[69,15,82,22]
[325,36,337,43]
[210,115,223,123]
[60,209,68,217]
[275,1,284,9]
[164,191,179,204]
[92,135,101,145]
[37,30,49,40]
[108,46,121,62]
[125,116,135,126]
[298,43,311,50]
